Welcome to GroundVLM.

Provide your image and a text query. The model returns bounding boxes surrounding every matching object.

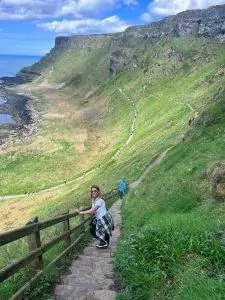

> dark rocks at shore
[0,70,39,87]
[0,60,42,146]
[0,82,39,146]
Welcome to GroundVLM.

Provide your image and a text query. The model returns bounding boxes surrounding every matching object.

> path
[54,199,122,300]
[0,88,137,200]
[112,88,137,159]
[53,146,171,299]
[129,147,172,190]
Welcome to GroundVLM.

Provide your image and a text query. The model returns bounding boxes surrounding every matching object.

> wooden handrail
[0,217,90,283]
[0,189,119,246]
[10,234,84,300]
[0,211,79,246]
[0,187,119,300]
[0,223,39,246]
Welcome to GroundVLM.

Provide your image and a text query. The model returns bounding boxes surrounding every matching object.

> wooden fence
[0,188,118,300]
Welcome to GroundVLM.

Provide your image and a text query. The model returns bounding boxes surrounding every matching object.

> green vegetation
[112,38,225,297]
[0,224,90,300]
[0,34,225,299]
[116,121,225,299]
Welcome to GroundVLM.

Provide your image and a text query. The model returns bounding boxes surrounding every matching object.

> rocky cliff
[8,4,225,83]
[46,4,225,77]
[125,4,225,41]
[53,4,225,51]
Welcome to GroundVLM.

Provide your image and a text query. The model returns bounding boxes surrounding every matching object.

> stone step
[62,274,104,285]
[63,276,114,288]
[86,289,116,300]
[55,286,116,300]
[53,199,122,300]
[54,284,89,300]
[69,263,114,279]
[66,266,102,277]
[55,283,98,295]
[70,260,113,271]
[82,248,113,258]
[77,255,113,264]
[85,242,116,249]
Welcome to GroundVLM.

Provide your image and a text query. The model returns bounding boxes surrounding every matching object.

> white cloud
[141,0,225,22]
[37,15,130,34]
[122,0,138,6]
[0,0,59,20]
[60,0,117,18]
[0,0,137,20]
[40,49,50,54]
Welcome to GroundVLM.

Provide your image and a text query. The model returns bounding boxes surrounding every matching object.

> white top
[92,198,106,219]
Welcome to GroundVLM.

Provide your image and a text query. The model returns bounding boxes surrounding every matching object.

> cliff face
[125,4,225,40]
[49,5,225,77]
[11,4,225,83]
[54,4,225,51]
[54,33,123,50]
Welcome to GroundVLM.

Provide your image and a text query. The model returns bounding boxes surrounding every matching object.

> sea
[0,54,41,78]
[0,54,41,124]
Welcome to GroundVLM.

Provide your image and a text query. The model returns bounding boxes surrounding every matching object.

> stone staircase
[54,199,122,300]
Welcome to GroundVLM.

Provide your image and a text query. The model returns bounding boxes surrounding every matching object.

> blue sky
[0,0,224,56]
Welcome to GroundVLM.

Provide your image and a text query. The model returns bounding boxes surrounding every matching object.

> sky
[0,0,224,56]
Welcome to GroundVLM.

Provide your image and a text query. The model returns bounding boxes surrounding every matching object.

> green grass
[1,35,225,299]
[115,120,225,299]
[0,192,118,300]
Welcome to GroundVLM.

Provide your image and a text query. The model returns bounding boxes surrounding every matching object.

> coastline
[0,77,40,148]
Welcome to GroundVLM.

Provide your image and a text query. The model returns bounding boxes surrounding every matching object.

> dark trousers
[90,219,97,238]
[105,233,110,244]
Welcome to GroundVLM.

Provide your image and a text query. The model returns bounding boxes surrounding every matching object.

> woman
[77,185,114,249]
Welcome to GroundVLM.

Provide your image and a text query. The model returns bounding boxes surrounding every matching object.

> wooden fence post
[80,214,85,233]
[62,211,70,247]
[26,216,43,269]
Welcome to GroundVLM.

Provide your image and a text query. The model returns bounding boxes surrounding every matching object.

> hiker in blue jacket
[118,179,126,199]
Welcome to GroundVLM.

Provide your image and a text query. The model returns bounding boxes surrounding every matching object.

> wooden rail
[0,188,119,300]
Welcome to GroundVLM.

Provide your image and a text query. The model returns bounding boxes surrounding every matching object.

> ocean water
[0,55,41,124]
[0,54,42,78]
[0,114,15,124]
[0,97,6,104]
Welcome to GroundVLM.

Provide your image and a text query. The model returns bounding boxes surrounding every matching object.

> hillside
[0,4,225,299]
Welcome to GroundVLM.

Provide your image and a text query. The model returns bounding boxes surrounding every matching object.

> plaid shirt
[95,212,114,243]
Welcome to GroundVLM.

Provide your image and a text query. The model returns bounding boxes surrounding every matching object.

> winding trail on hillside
[53,146,171,300]
[129,147,172,190]
[112,88,137,159]
[0,88,137,200]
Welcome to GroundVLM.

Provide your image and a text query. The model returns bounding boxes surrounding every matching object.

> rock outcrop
[53,4,225,52]
[125,5,225,40]
[3,4,225,84]
[50,4,225,77]
[202,161,225,200]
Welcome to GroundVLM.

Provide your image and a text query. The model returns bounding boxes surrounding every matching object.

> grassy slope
[116,122,225,299]
[0,46,132,194]
[113,39,225,299]
[0,36,225,298]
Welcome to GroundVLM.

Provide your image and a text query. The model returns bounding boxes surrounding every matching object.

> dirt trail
[0,88,137,200]
[53,147,171,300]
[129,147,172,190]
[112,88,137,158]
